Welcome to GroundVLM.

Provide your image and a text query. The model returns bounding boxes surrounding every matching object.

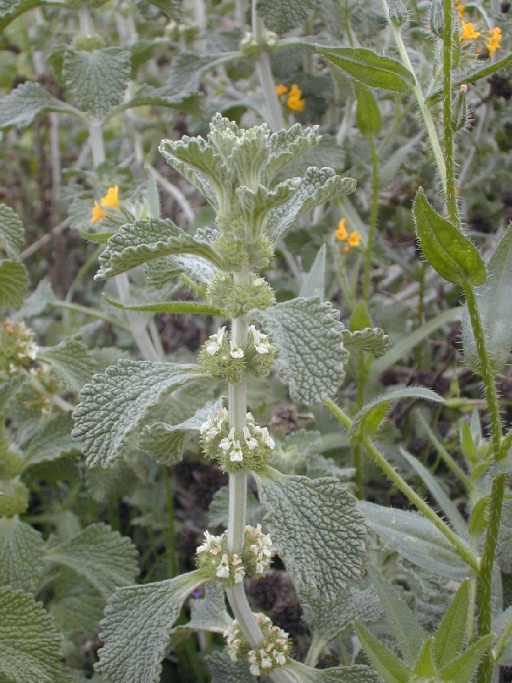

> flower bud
[451,84,468,131]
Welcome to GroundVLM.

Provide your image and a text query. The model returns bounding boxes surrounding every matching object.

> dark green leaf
[354,620,411,683]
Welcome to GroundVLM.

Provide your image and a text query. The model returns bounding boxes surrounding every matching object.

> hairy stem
[442,0,459,222]
[362,136,379,300]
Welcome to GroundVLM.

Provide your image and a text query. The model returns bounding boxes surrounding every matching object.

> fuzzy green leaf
[0,585,64,683]
[37,339,96,392]
[73,360,205,468]
[462,222,512,374]
[360,501,468,579]
[259,297,348,404]
[265,124,321,181]
[497,499,512,573]
[103,293,221,316]
[49,568,105,638]
[0,0,40,31]
[23,413,77,467]
[45,523,138,600]
[267,167,356,243]
[63,47,130,118]
[0,259,28,312]
[0,518,45,593]
[411,638,437,679]
[259,475,367,600]
[288,661,382,682]
[438,634,494,683]
[367,565,427,666]
[355,82,382,136]
[299,244,326,300]
[139,398,223,465]
[256,0,316,32]
[413,188,486,287]
[0,81,76,129]
[341,327,392,356]
[96,219,222,280]
[145,253,217,290]
[0,204,24,258]
[318,46,414,93]
[354,620,411,683]
[96,571,204,683]
[206,651,253,683]
[432,580,470,669]
[86,461,139,504]
[348,386,443,443]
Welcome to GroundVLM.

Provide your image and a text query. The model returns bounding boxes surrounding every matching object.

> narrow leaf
[354,82,382,136]
[354,620,411,683]
[413,188,486,287]
[432,580,470,668]
[411,638,437,678]
[103,293,221,316]
[438,634,494,683]
[287,659,382,682]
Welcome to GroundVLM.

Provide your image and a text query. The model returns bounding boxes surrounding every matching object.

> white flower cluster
[204,325,272,359]
[200,410,275,464]
[246,524,274,575]
[248,325,272,355]
[225,613,290,677]
[196,530,246,583]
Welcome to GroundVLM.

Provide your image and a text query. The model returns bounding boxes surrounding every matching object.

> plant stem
[49,301,129,329]
[323,398,480,572]
[252,2,285,132]
[163,466,177,578]
[362,136,379,300]
[442,0,459,222]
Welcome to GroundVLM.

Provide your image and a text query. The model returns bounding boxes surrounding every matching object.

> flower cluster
[276,83,305,112]
[199,325,276,384]
[196,525,275,584]
[486,27,502,57]
[207,272,276,319]
[335,218,361,254]
[91,185,120,222]
[200,407,275,473]
[0,320,38,375]
[225,613,290,677]
[457,3,502,57]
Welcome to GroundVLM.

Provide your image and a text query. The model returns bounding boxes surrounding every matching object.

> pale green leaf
[86,461,139,503]
[411,638,437,678]
[259,475,367,600]
[432,580,470,669]
[259,297,348,404]
[72,360,205,467]
[206,651,253,683]
[188,582,231,632]
[265,124,321,181]
[63,47,130,118]
[237,180,300,237]
[0,585,64,683]
[103,293,221,316]
[96,218,223,280]
[0,518,45,593]
[267,167,356,243]
[462,222,512,375]
[118,84,203,115]
[348,386,443,443]
[438,634,494,683]
[36,339,96,392]
[145,253,218,290]
[354,620,411,683]
[367,565,427,666]
[355,82,382,136]
[256,0,317,33]
[11,278,54,322]
[287,660,382,682]
[49,568,105,638]
[139,397,223,465]
[208,485,262,528]
[165,51,236,100]
[0,260,29,312]
[0,204,24,258]
[299,244,326,300]
[23,412,77,467]
[0,0,41,31]
[498,498,512,573]
[44,523,138,600]
[341,327,392,356]
[360,501,468,579]
[0,81,76,130]
[96,570,204,683]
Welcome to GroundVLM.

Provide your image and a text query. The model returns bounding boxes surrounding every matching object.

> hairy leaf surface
[0,259,28,311]
[0,203,24,258]
[0,81,75,129]
[0,518,45,593]
[37,339,96,392]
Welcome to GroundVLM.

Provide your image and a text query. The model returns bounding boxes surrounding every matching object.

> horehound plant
[70,114,397,682]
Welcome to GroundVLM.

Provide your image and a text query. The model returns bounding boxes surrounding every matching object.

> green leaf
[145,253,218,290]
[86,461,139,504]
[0,81,76,130]
[265,124,321,182]
[0,259,28,312]
[0,585,64,683]
[348,386,443,443]
[96,219,223,279]
[0,0,41,31]
[37,339,96,392]
[256,0,316,32]
[497,498,512,573]
[0,518,45,593]
[259,297,347,404]
[11,278,54,321]
[63,47,131,118]
[72,360,205,467]
[267,167,356,243]
[96,570,204,683]
[49,568,105,638]
[299,244,326,299]
[139,398,223,465]
[341,327,392,356]
[0,204,24,258]
[259,475,367,600]
[432,580,470,669]
[411,638,437,679]
[103,293,221,316]
[145,0,183,18]
[360,501,469,579]
[354,620,411,683]
[23,413,77,467]
[438,634,494,683]
[462,222,512,375]
[44,523,138,600]
[187,582,231,633]
[354,82,382,136]
[367,565,427,666]
[287,660,382,682]
[413,188,486,287]
[206,651,253,683]
[318,46,414,93]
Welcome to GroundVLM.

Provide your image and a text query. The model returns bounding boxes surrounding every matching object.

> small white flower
[229,341,245,358]
[233,565,246,583]
[229,441,244,462]
[259,427,275,449]
[260,652,273,670]
[219,438,231,452]
[252,277,266,287]
[275,651,287,665]
[249,663,260,676]
[205,326,226,355]
[216,553,230,579]
[246,411,255,423]
[243,426,259,450]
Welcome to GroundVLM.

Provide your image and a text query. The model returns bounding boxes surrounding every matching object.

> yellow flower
[335,218,348,241]
[486,27,502,56]
[342,245,350,254]
[455,0,465,19]
[275,84,289,98]
[348,231,361,247]
[91,201,106,222]
[101,185,120,208]
[460,21,480,41]
[287,84,305,112]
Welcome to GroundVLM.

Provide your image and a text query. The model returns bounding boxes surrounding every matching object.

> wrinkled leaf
[0,259,28,312]
[23,412,77,467]
[0,518,45,593]
[0,203,24,258]
[341,327,392,357]
[36,339,96,392]
[0,81,76,129]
